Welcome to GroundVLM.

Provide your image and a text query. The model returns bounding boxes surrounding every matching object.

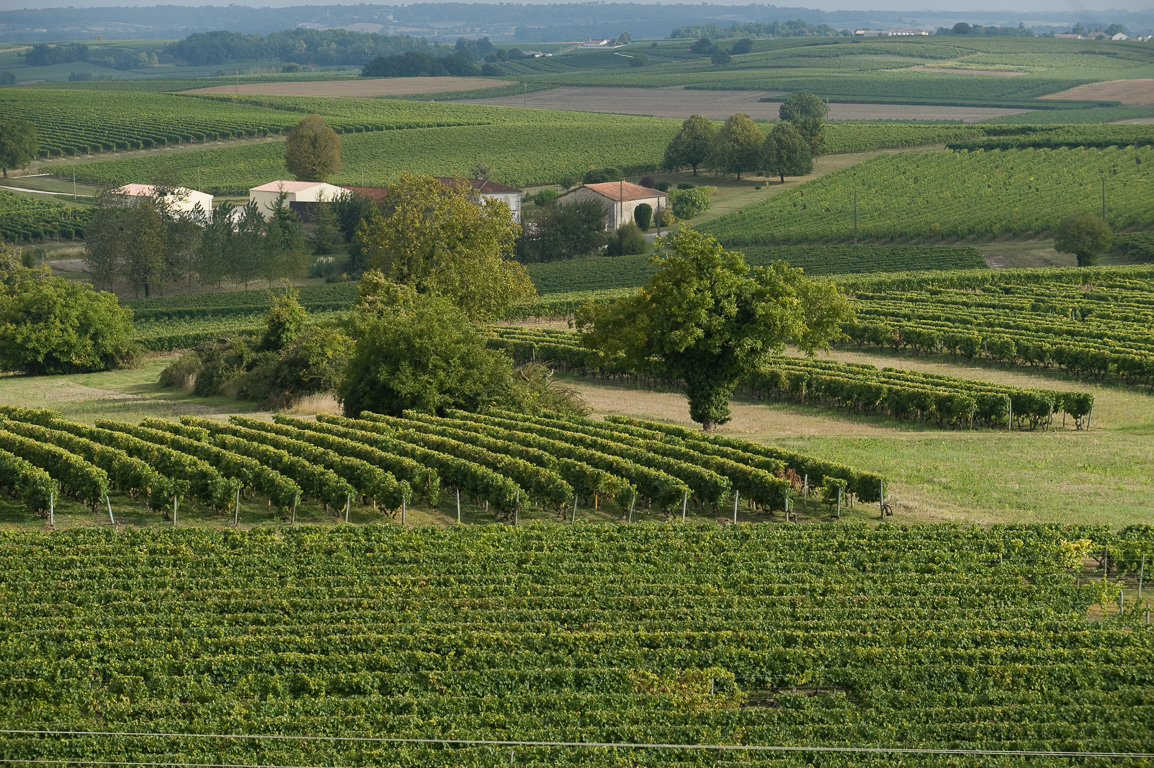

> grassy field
[1,350,1149,530]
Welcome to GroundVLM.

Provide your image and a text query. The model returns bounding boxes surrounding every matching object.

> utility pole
[1101,173,1106,220]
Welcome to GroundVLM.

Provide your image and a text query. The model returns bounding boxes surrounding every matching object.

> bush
[634,203,653,232]
[533,189,559,207]
[639,176,656,189]
[677,182,696,190]
[655,181,671,192]
[606,222,647,257]
[667,186,715,220]
[583,167,624,185]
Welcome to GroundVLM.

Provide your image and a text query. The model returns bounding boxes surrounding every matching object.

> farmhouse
[556,181,666,231]
[341,178,524,223]
[110,184,213,221]
[249,180,346,219]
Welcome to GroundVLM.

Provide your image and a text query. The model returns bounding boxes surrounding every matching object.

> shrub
[533,189,559,207]
[634,203,653,232]
[655,181,671,192]
[606,221,647,257]
[677,182,696,190]
[639,176,656,189]
[583,167,624,184]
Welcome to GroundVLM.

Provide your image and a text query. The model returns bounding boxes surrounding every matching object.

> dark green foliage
[274,326,354,401]
[516,198,608,263]
[340,284,514,418]
[307,201,341,255]
[731,38,754,54]
[362,50,479,78]
[634,202,652,232]
[1055,214,1113,267]
[710,49,731,67]
[577,229,852,430]
[0,120,38,178]
[606,222,647,257]
[0,266,136,375]
[707,113,763,180]
[663,114,716,176]
[259,287,307,352]
[582,167,624,184]
[532,189,559,207]
[761,121,813,183]
[779,92,828,157]
[666,186,714,220]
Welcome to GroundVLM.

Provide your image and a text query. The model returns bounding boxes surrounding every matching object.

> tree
[731,38,753,55]
[284,113,342,182]
[761,122,813,183]
[259,286,306,352]
[663,114,717,176]
[605,221,647,257]
[0,261,136,375]
[634,202,652,231]
[690,37,715,54]
[707,113,764,180]
[779,91,828,156]
[0,120,38,178]
[952,22,973,35]
[264,194,308,284]
[711,49,732,66]
[1055,215,1113,267]
[307,199,340,254]
[339,279,514,418]
[516,198,608,263]
[356,173,534,322]
[577,229,852,430]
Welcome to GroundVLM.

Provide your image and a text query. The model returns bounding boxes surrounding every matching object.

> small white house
[435,178,523,223]
[111,184,213,221]
[556,181,667,231]
[248,180,346,219]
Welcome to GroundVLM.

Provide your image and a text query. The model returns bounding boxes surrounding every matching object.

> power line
[2,729,1152,760]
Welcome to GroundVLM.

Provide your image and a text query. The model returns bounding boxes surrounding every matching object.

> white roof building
[249,180,346,219]
[111,184,213,221]
[557,181,667,231]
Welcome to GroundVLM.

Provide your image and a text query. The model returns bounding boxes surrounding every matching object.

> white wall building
[557,181,667,231]
[435,178,523,223]
[249,180,346,219]
[111,184,213,221]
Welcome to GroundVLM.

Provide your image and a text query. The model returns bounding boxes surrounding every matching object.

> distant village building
[111,184,213,221]
[855,28,929,36]
[1112,33,1130,41]
[580,39,612,48]
[248,180,346,219]
[556,181,667,231]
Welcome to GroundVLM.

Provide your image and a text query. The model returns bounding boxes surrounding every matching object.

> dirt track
[185,77,512,98]
[453,86,1033,122]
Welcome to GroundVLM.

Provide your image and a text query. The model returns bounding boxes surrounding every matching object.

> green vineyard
[701,146,1154,245]
[0,188,89,242]
[527,245,987,295]
[840,266,1154,385]
[1,524,1150,767]
[0,405,885,525]
[490,327,1094,430]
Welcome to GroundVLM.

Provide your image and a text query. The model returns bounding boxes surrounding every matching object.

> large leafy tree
[761,121,813,183]
[1055,214,1112,267]
[577,229,852,430]
[339,278,515,417]
[356,173,534,322]
[779,91,828,157]
[0,120,37,178]
[707,113,764,180]
[663,114,717,176]
[284,113,342,182]
[0,258,136,375]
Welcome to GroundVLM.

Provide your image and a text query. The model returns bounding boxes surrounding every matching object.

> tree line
[662,92,828,181]
[164,29,435,68]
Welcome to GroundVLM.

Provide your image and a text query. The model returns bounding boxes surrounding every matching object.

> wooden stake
[879,479,885,518]
[49,491,54,528]
[836,487,842,520]
[733,490,740,525]
[105,495,115,526]
[803,475,808,510]
[235,487,241,526]
[291,494,298,525]
[514,490,519,526]
[1139,555,1145,599]
[457,488,462,524]
[628,492,636,523]
[401,498,406,525]
[172,494,178,527]
[344,492,351,523]
[571,494,578,523]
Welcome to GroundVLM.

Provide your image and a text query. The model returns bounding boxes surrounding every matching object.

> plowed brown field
[1041,79,1154,106]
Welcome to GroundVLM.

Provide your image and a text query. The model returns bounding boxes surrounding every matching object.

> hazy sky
[0,0,1147,14]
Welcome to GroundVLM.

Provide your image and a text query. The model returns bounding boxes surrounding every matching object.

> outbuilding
[556,181,667,231]
[110,184,213,221]
[248,180,346,219]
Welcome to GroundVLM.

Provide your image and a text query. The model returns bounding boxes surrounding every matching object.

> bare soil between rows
[454,86,1034,122]
[185,77,512,98]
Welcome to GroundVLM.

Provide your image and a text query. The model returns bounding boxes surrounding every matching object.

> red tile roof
[581,181,666,202]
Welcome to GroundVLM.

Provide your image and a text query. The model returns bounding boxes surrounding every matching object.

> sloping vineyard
[526,245,986,296]
[0,189,89,242]
[1,524,1151,767]
[701,146,1154,245]
[841,268,1154,385]
[491,327,1094,429]
[0,405,885,521]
